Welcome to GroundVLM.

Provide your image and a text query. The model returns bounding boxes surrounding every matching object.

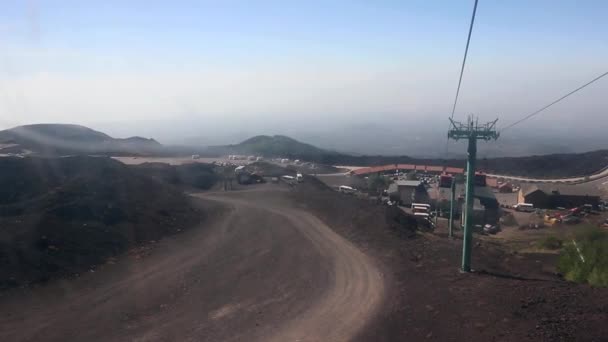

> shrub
[557,227,608,287]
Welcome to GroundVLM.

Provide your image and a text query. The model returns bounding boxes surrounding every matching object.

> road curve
[0,186,384,342]
[204,191,385,342]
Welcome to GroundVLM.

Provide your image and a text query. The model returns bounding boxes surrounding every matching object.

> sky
[0,0,607,154]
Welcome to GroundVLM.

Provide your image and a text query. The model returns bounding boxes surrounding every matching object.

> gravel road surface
[0,185,384,342]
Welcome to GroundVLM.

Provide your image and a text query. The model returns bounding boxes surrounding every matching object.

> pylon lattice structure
[448,116,499,272]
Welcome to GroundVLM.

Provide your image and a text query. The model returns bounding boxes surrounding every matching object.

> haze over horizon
[1,1,606,157]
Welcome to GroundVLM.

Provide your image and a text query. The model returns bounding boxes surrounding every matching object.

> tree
[368,174,390,195]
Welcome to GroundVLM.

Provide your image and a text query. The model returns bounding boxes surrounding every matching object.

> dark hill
[0,124,162,156]
[477,150,608,178]
[206,134,608,178]
[0,156,206,289]
[208,135,339,160]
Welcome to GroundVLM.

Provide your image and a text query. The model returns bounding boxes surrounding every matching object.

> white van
[296,173,303,182]
[413,212,430,218]
[413,206,429,214]
[514,203,534,212]
[339,185,356,194]
[411,203,431,210]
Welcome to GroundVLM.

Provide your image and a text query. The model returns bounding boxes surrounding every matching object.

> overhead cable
[500,71,608,132]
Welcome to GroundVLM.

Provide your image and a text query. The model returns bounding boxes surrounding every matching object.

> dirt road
[0,185,384,342]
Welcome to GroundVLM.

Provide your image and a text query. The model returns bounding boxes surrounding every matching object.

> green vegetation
[557,227,608,287]
[367,174,390,194]
[537,236,563,250]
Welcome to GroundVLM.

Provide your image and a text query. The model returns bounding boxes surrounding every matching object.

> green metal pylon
[448,116,499,272]
[462,136,477,272]
[448,178,456,238]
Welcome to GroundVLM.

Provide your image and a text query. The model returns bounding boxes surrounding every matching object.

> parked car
[514,203,535,212]
[544,214,561,225]
[483,224,500,234]
[562,215,581,224]
[338,185,356,194]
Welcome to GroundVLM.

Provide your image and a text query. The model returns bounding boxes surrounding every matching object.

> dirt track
[0,185,384,342]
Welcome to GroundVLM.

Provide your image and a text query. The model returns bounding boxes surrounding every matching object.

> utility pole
[448,116,499,272]
[448,178,456,238]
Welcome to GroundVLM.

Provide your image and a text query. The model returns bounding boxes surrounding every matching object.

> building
[388,180,429,206]
[429,182,499,224]
[518,183,601,209]
[486,177,498,188]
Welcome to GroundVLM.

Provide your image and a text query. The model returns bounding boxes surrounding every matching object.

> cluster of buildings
[355,163,603,226]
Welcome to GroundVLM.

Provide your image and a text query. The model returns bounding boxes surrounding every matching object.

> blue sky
[1,0,607,143]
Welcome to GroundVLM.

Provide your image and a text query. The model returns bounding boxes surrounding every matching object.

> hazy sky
[1,0,607,148]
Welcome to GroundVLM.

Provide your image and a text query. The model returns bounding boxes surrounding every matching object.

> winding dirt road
[0,185,384,341]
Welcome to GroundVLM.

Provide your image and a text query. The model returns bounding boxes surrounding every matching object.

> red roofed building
[426,165,444,173]
[445,167,464,174]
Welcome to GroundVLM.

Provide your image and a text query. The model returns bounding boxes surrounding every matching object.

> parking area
[494,192,519,207]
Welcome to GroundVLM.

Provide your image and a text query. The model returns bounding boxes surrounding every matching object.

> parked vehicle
[413,212,430,218]
[483,224,500,234]
[544,214,561,225]
[338,185,356,194]
[296,173,303,183]
[569,207,583,216]
[514,203,535,212]
[411,203,431,210]
[562,215,581,224]
[281,175,296,184]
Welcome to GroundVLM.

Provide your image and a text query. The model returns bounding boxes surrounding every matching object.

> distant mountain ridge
[1,124,606,179]
[0,124,162,155]
[211,135,338,159]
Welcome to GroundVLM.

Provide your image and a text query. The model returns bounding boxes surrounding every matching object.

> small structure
[429,182,499,224]
[387,180,429,206]
[485,177,498,188]
[439,174,453,188]
[518,183,601,209]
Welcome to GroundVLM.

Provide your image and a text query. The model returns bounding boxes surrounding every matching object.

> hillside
[0,124,162,156]
[477,150,608,178]
[0,156,206,289]
[204,134,608,178]
[207,135,339,159]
